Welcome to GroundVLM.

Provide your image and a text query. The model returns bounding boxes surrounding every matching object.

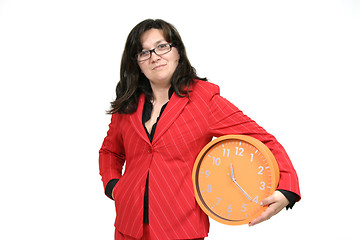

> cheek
[138,63,147,73]
[165,47,179,63]
[173,50,180,63]
[171,59,179,69]
[169,52,180,68]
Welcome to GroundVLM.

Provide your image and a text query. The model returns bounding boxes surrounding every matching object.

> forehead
[140,29,166,49]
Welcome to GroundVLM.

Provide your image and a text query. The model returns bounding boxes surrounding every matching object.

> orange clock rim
[192,134,280,225]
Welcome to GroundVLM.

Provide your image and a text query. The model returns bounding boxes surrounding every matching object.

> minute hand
[233,179,252,201]
[229,163,252,201]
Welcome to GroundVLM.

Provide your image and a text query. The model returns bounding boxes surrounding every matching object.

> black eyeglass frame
[136,43,174,62]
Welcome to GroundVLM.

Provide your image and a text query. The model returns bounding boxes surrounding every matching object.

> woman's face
[138,28,180,88]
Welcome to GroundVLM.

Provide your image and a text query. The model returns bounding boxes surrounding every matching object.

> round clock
[192,135,280,225]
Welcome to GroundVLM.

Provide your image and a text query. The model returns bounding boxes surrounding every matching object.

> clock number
[212,157,221,166]
[250,153,254,162]
[207,185,212,192]
[252,195,259,204]
[258,166,264,175]
[216,197,221,205]
[260,182,265,190]
[235,147,244,156]
[241,204,247,212]
[227,205,232,213]
[200,170,211,177]
[222,148,230,157]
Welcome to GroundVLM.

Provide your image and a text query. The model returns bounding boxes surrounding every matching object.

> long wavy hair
[108,19,206,114]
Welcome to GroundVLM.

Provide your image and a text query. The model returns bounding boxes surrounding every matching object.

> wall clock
[192,135,279,225]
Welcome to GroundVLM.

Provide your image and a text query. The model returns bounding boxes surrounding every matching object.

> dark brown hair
[108,19,206,114]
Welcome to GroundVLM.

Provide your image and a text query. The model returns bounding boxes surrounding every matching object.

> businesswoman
[99,19,300,240]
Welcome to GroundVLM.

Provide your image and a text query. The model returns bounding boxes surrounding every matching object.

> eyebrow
[155,40,166,45]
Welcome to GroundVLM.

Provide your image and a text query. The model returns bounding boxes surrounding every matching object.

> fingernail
[260,202,263,206]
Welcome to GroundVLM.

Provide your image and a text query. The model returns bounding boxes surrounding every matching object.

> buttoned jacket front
[99,80,300,239]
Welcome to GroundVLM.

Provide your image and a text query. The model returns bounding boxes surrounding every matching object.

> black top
[141,88,173,223]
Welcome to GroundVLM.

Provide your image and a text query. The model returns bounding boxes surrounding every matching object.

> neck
[151,84,171,104]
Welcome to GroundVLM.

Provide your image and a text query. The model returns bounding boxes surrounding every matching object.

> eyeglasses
[136,43,173,62]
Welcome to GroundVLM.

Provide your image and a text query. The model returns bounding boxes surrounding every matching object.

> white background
[1,0,359,239]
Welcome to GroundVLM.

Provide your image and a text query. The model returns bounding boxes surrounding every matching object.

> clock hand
[228,164,252,201]
[230,163,235,179]
[233,180,252,201]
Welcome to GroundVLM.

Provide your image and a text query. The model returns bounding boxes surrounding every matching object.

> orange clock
[192,135,280,225]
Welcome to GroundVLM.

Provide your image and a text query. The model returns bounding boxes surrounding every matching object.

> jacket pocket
[113,177,124,201]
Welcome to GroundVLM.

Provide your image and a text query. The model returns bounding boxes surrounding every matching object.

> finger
[249,199,286,226]
[259,194,276,207]
[248,205,276,226]
[248,191,289,226]
[260,191,289,208]
[251,209,270,226]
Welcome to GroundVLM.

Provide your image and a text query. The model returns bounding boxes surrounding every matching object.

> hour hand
[230,163,235,179]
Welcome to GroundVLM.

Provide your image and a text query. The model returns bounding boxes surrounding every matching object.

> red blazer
[99,80,300,239]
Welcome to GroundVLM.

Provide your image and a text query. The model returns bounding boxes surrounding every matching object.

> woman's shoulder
[192,79,220,95]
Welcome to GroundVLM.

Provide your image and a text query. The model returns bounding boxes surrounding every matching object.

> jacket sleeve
[207,84,301,200]
[99,113,126,196]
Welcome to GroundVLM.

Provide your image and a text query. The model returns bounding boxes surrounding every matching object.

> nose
[149,50,161,62]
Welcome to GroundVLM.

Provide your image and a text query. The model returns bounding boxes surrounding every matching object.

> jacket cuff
[277,189,300,210]
[105,179,119,200]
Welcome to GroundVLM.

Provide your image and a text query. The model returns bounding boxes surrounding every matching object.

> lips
[152,64,166,70]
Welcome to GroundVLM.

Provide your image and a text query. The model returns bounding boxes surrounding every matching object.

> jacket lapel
[152,93,189,145]
[129,94,151,144]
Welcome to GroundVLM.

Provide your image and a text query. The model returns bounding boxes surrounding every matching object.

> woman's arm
[99,113,126,199]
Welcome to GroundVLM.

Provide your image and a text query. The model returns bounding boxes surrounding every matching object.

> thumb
[260,194,275,207]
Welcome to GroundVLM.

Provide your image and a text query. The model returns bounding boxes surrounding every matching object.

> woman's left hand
[248,190,289,226]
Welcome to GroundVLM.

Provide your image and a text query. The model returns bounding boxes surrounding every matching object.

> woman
[99,19,300,240]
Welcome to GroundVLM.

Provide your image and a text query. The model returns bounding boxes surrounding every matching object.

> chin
[149,76,172,86]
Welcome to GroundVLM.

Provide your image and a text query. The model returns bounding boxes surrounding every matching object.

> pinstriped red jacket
[99,80,300,239]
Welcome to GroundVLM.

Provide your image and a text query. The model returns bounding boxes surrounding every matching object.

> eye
[157,43,168,49]
[139,50,150,56]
